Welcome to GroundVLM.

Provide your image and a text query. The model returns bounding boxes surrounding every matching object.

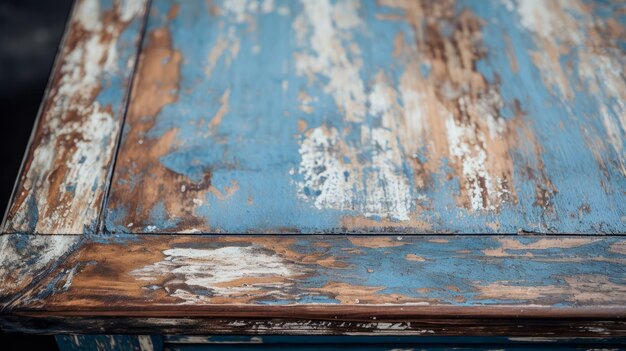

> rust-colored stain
[106,22,207,232]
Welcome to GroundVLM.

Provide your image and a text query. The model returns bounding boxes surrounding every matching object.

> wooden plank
[1,0,149,234]
[2,235,625,336]
[104,0,626,234]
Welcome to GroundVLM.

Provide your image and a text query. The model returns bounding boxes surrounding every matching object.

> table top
[4,0,626,236]
[1,0,625,338]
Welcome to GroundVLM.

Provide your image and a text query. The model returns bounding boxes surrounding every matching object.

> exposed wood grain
[1,0,148,234]
[0,234,81,308]
[10,235,626,309]
[103,0,626,234]
[53,334,626,351]
[2,234,625,335]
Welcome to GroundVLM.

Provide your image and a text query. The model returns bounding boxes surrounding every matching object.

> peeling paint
[3,0,147,234]
[21,0,622,234]
[130,246,306,304]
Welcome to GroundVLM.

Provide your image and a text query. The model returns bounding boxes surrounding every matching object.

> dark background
[0,0,74,349]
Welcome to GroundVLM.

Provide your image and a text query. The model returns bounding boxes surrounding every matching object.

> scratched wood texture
[102,0,626,234]
[0,0,148,234]
[1,0,626,340]
[56,335,626,351]
[2,234,626,336]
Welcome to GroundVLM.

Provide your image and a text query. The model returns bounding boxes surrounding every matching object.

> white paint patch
[298,67,412,221]
[137,336,154,351]
[446,116,495,211]
[75,0,102,31]
[445,91,509,212]
[294,0,366,122]
[223,0,257,23]
[261,0,274,13]
[298,127,355,212]
[298,125,411,221]
[42,105,116,233]
[130,246,306,304]
[365,128,411,220]
[120,0,146,22]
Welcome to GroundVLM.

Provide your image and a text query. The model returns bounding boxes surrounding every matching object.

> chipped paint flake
[130,246,306,304]
[294,0,366,122]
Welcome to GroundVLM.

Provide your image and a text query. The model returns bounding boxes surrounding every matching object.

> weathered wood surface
[55,335,626,351]
[0,234,81,307]
[1,0,148,234]
[2,234,625,335]
[103,0,626,234]
[1,0,626,339]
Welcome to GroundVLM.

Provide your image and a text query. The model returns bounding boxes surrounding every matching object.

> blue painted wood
[104,0,626,234]
[7,235,626,308]
[56,335,162,351]
[164,335,626,346]
[1,0,148,234]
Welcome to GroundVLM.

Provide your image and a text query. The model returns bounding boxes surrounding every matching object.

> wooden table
[1,0,625,349]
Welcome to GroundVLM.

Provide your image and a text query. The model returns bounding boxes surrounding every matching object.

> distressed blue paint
[163,334,626,345]
[1,0,148,235]
[104,0,626,234]
[56,335,162,351]
[312,236,626,306]
[63,234,626,307]
[3,0,626,342]
[3,234,625,337]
